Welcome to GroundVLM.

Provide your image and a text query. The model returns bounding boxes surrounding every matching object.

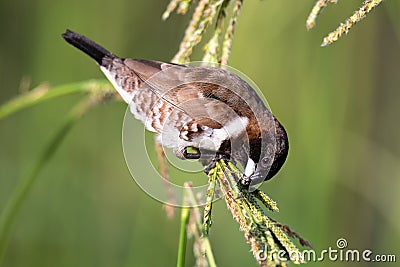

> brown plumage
[62,29,288,185]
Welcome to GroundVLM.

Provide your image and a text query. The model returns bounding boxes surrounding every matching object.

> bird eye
[261,156,271,167]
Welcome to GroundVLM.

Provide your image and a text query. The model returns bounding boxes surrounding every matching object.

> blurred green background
[1,0,399,266]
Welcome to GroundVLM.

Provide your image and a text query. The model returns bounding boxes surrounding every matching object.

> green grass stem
[0,80,112,120]
[177,206,190,267]
[0,97,99,264]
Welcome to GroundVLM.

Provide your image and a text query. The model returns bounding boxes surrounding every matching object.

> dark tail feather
[62,29,113,65]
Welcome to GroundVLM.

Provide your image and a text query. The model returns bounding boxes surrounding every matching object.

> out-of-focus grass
[0,0,399,266]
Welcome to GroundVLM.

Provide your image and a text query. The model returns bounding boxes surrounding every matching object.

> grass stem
[177,206,190,267]
[0,97,99,265]
[0,80,112,120]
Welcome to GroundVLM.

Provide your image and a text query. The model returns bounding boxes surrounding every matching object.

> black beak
[248,170,265,187]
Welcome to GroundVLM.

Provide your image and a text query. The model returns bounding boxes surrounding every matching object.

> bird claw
[203,153,230,174]
[173,147,201,159]
[241,175,251,186]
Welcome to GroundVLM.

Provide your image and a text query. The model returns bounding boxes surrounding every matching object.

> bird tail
[62,29,113,66]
